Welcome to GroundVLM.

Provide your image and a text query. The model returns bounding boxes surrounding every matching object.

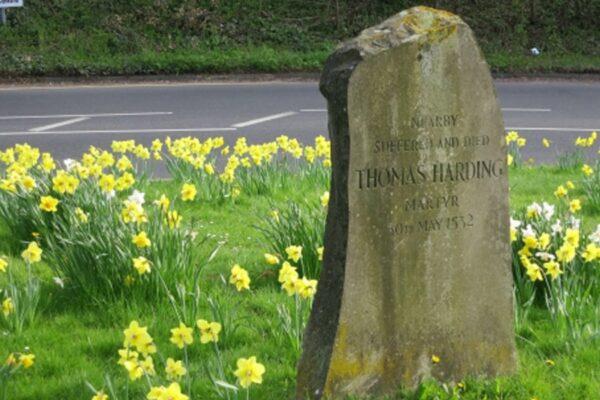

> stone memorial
[297,6,517,399]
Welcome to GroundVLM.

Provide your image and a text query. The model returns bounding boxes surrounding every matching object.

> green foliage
[0,0,598,76]
[255,200,326,279]
[1,135,600,399]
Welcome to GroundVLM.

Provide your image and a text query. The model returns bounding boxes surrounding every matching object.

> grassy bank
[0,0,598,77]
[1,133,600,399]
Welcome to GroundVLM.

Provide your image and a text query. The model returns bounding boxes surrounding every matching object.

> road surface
[0,80,598,164]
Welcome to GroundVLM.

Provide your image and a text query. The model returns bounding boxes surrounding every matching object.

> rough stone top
[341,6,464,58]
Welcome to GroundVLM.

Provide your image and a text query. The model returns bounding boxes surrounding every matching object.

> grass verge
[1,135,599,399]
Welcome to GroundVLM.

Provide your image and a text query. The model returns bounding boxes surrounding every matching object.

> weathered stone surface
[297,6,517,399]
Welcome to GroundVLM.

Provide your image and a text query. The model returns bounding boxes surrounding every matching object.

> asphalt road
[0,80,599,165]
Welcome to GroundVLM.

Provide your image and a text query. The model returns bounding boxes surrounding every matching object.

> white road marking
[300,109,327,112]
[0,81,312,91]
[502,108,551,112]
[29,117,89,132]
[505,127,598,132]
[231,111,297,128]
[0,127,236,136]
[0,111,173,120]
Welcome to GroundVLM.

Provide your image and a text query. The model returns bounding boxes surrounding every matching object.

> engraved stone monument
[297,7,517,399]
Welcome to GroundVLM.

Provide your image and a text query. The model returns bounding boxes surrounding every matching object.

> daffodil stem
[246,388,250,400]
[212,342,230,400]
[184,345,191,396]
[294,294,301,351]
[1,376,7,400]
[156,268,182,322]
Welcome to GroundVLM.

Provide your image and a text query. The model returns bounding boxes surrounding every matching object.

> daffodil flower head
[196,319,222,344]
[91,391,109,400]
[165,358,187,381]
[169,323,193,349]
[264,253,279,265]
[21,241,42,264]
[19,353,35,368]
[285,245,303,263]
[320,191,330,207]
[39,195,60,212]
[148,382,188,400]
[181,183,197,201]
[132,231,151,249]
[2,297,14,316]
[229,264,251,291]
[132,257,151,275]
[123,321,155,355]
[234,356,265,388]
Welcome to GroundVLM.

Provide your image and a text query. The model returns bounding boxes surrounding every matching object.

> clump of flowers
[1,351,36,399]
[505,130,527,167]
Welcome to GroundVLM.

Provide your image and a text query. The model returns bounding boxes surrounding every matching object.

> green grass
[1,162,600,399]
[0,0,598,77]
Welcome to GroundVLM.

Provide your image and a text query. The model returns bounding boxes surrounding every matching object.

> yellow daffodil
[98,174,116,192]
[2,297,14,316]
[41,153,56,172]
[505,131,519,144]
[229,264,251,291]
[118,348,138,366]
[140,356,155,376]
[123,321,155,354]
[566,180,575,189]
[4,353,16,366]
[92,391,109,400]
[526,264,543,282]
[75,207,88,223]
[270,209,279,222]
[565,228,580,247]
[204,163,215,175]
[320,191,330,207]
[18,353,35,368]
[542,138,550,148]
[21,241,42,263]
[582,243,599,262]
[556,243,576,263]
[169,323,193,349]
[181,183,197,201]
[148,382,188,400]
[264,253,279,265]
[166,210,182,229]
[285,245,303,263]
[554,185,568,198]
[122,200,146,224]
[165,358,187,381]
[234,356,265,388]
[317,247,324,262]
[20,175,36,191]
[153,194,170,212]
[123,359,144,381]
[0,256,7,273]
[132,257,151,275]
[543,260,563,280]
[116,155,133,171]
[132,232,151,249]
[569,199,582,213]
[278,261,298,282]
[296,277,318,299]
[196,319,222,344]
[39,195,59,212]
[431,355,440,364]
[538,233,551,250]
[582,164,594,177]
